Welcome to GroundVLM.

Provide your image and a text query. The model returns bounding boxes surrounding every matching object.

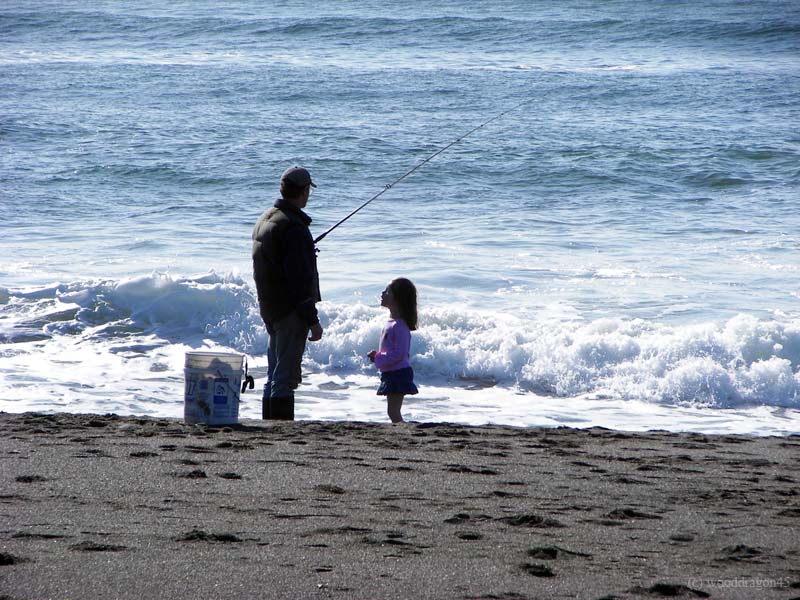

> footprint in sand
[629,583,710,598]
[527,545,592,560]
[0,552,30,565]
[175,469,208,479]
[15,475,47,483]
[175,529,242,543]
[519,562,555,577]
[500,514,566,528]
[720,544,762,562]
[70,541,127,552]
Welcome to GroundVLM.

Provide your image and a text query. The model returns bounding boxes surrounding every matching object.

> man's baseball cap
[281,166,316,188]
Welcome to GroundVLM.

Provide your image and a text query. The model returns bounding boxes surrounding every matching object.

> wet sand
[1,412,799,600]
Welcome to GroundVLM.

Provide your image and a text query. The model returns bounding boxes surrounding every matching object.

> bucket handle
[241,358,255,394]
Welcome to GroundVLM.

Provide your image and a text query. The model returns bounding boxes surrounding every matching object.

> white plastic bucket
[184,352,244,425]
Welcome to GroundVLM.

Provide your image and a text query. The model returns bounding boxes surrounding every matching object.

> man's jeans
[266,311,309,398]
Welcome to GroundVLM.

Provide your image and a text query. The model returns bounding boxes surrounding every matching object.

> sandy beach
[1,412,798,600]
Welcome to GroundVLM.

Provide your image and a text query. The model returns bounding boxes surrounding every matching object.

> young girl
[367,277,418,423]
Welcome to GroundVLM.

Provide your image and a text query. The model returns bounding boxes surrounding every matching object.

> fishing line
[313,97,534,245]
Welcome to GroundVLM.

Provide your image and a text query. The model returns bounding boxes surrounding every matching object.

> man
[252,166,323,420]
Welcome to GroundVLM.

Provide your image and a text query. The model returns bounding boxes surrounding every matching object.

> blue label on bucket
[213,378,228,405]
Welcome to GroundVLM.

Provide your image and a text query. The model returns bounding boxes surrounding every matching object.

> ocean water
[2,1,800,435]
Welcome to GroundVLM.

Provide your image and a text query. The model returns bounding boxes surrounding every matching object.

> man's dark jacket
[252,199,321,327]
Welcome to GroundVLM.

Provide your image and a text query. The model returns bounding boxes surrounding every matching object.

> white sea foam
[1,273,798,434]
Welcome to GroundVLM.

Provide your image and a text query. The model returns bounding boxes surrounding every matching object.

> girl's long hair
[390,278,418,331]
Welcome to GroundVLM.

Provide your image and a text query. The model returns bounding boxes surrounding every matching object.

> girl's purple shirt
[374,318,412,373]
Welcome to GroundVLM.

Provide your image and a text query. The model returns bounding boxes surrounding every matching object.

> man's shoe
[270,395,295,421]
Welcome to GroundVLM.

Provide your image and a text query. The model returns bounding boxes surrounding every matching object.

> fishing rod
[313,97,534,245]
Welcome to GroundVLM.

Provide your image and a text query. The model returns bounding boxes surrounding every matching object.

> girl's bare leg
[387,394,404,423]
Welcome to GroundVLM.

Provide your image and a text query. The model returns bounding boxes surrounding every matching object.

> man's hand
[367,350,376,363]
[308,323,323,342]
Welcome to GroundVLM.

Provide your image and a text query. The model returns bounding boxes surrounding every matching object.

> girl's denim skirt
[376,366,418,396]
